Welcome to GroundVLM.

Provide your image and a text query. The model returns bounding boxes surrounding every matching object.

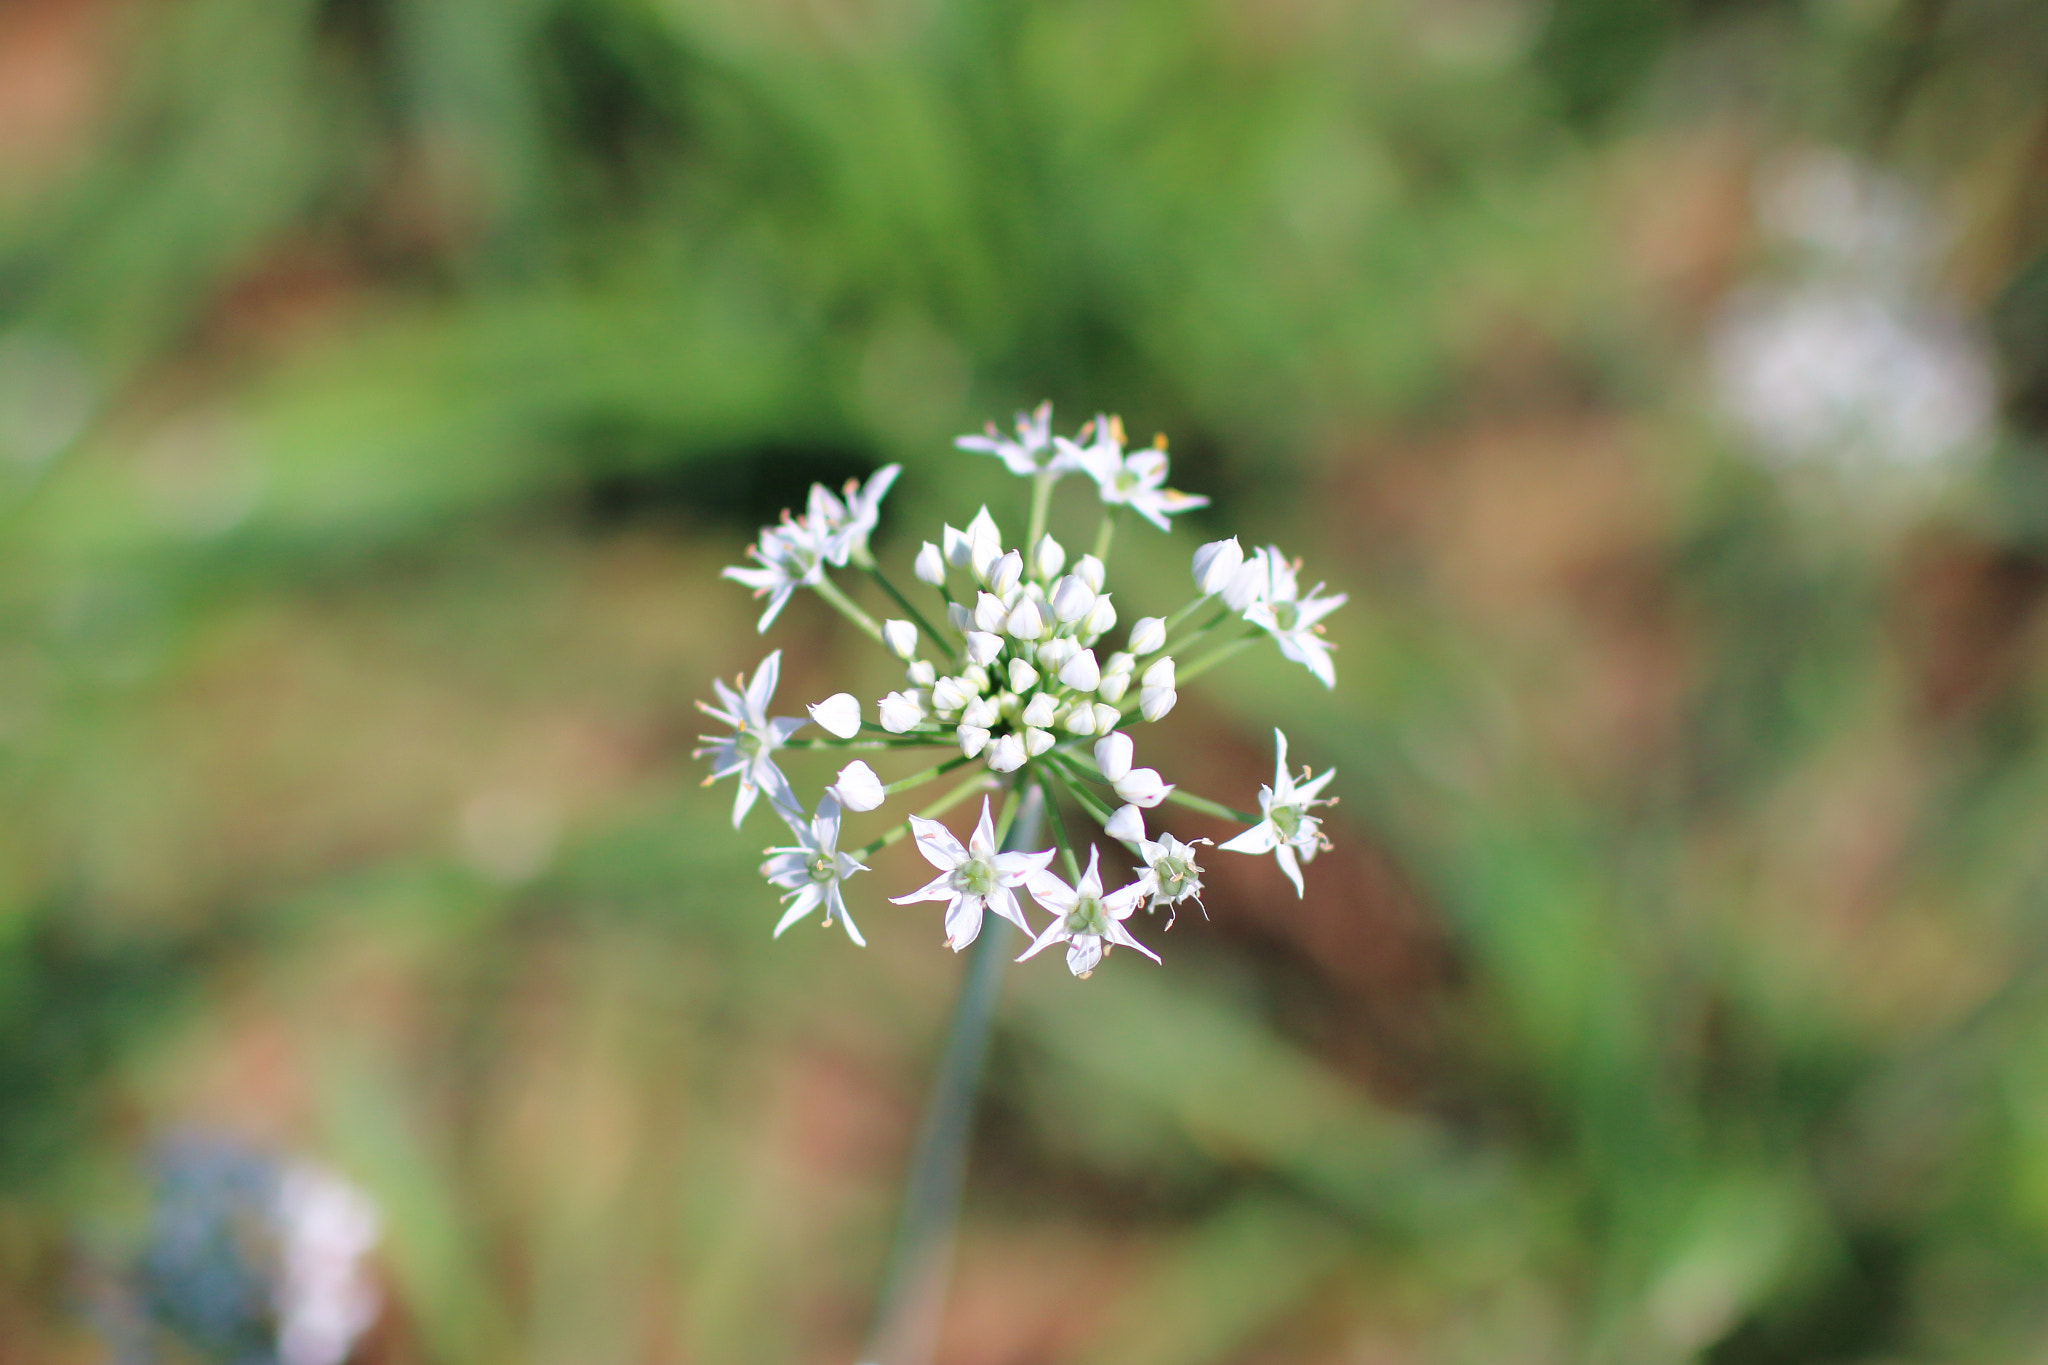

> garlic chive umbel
[697,402,1346,968]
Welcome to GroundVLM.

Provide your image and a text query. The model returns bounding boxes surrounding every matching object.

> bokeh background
[3,0,2047,1360]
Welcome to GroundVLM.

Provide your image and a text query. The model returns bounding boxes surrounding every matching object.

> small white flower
[1064,706,1101,735]
[960,695,1001,728]
[1128,616,1167,655]
[944,508,1004,580]
[878,690,928,732]
[957,724,991,758]
[1218,728,1335,898]
[1094,732,1133,781]
[954,402,1057,477]
[1058,648,1101,692]
[1136,830,1210,926]
[1038,637,1079,673]
[1074,554,1106,592]
[915,541,947,585]
[986,733,1028,772]
[892,797,1053,949]
[1019,847,1156,978]
[907,659,937,687]
[1089,702,1120,734]
[818,464,901,566]
[965,631,1004,666]
[722,520,829,632]
[1241,547,1346,688]
[1049,574,1096,623]
[1192,537,1244,596]
[1082,595,1116,639]
[987,550,1023,597]
[762,796,870,944]
[1025,727,1056,756]
[1139,656,1177,722]
[695,650,807,826]
[1104,803,1146,843]
[1056,415,1209,532]
[808,692,862,739]
[1032,534,1066,581]
[973,591,1008,633]
[1112,767,1173,808]
[1021,692,1059,729]
[829,760,886,812]
[882,619,919,659]
[1008,659,1040,692]
[1006,597,1046,640]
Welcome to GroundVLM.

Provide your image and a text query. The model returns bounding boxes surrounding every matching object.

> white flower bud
[1021,692,1058,729]
[1112,767,1173,808]
[947,601,972,633]
[1139,683,1176,722]
[907,659,937,687]
[1129,616,1167,655]
[1104,804,1146,843]
[1007,658,1039,692]
[1082,595,1116,638]
[961,664,990,693]
[1063,706,1100,735]
[1192,537,1244,596]
[1033,534,1065,580]
[1091,702,1120,733]
[829,760,886,812]
[879,690,926,732]
[1143,656,1176,689]
[882,619,919,659]
[957,724,990,757]
[943,524,974,569]
[1105,651,1135,676]
[1058,649,1101,692]
[1095,670,1129,703]
[1006,597,1045,640]
[961,695,1000,728]
[966,508,1003,582]
[1037,637,1079,672]
[1024,727,1056,756]
[1094,732,1134,781]
[965,630,1004,666]
[987,550,1023,597]
[986,733,1027,772]
[974,592,1008,633]
[1220,550,1267,612]
[915,541,947,585]
[1049,574,1096,624]
[931,676,972,712]
[808,692,862,738]
[1074,554,1106,592]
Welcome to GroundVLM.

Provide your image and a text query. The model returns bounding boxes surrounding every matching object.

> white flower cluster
[697,403,1343,977]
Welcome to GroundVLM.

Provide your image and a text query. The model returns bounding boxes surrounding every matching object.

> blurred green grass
[2,0,2048,1360]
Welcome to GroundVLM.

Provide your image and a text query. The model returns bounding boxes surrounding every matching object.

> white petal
[905,813,969,870]
[1112,768,1172,808]
[1104,804,1147,843]
[882,620,919,659]
[1065,935,1104,977]
[1219,822,1280,854]
[943,895,985,951]
[1093,732,1134,781]
[829,760,886,812]
[808,692,861,738]
[746,650,784,721]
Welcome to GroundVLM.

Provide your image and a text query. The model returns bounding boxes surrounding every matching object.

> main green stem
[857,783,1044,1365]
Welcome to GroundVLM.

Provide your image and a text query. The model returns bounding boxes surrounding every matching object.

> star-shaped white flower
[1239,547,1346,688]
[722,516,831,632]
[1102,805,1210,928]
[694,650,808,826]
[1054,415,1209,532]
[762,795,870,944]
[890,798,1053,951]
[955,402,1058,476]
[813,464,902,566]
[1019,847,1156,978]
[1218,729,1335,898]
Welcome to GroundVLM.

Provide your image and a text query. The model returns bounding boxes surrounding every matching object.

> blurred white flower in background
[1709,148,1997,489]
[274,1161,383,1365]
